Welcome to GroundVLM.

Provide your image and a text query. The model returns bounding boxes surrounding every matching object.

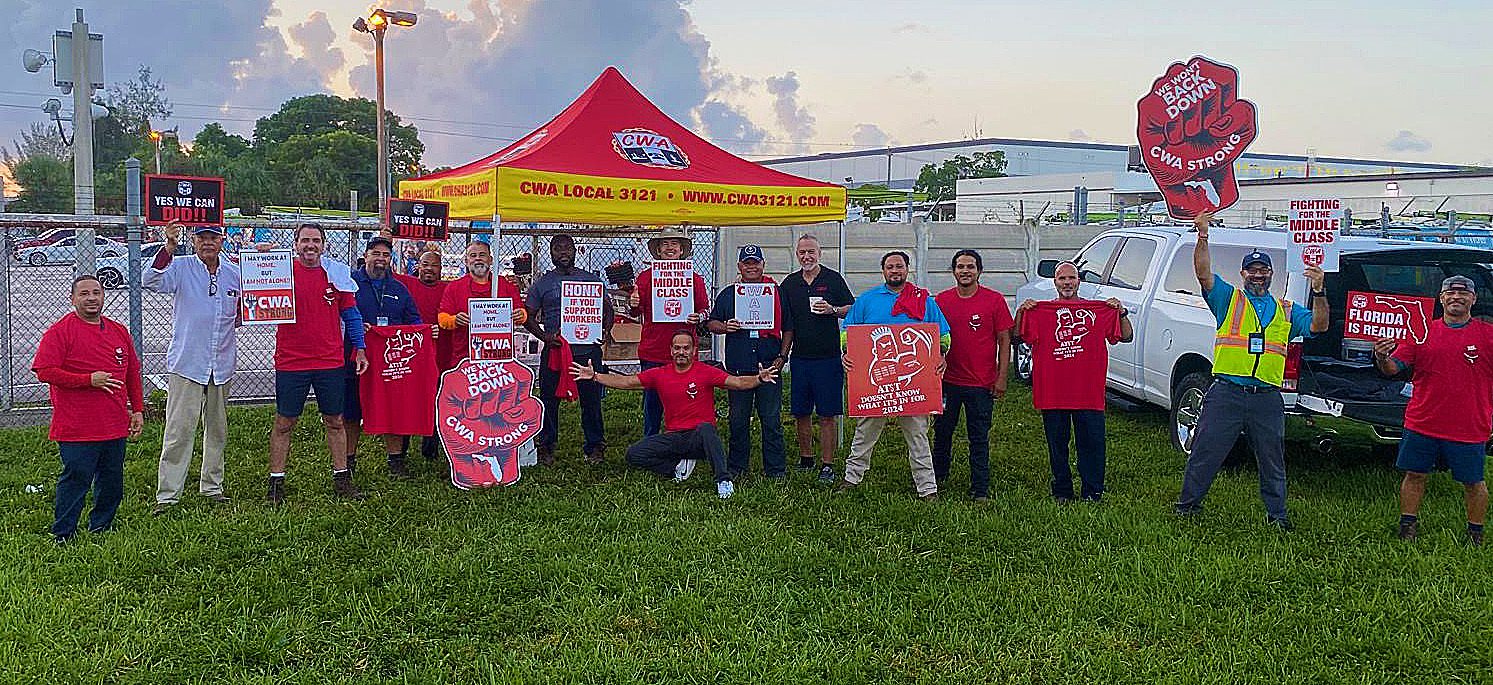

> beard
[469,263,491,278]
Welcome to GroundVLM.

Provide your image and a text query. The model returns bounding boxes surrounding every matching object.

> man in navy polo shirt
[707,244,786,480]
[345,236,422,479]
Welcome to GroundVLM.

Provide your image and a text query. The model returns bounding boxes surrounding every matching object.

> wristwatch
[1311,289,1327,298]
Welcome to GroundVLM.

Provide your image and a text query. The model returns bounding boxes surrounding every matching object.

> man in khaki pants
[143,221,241,515]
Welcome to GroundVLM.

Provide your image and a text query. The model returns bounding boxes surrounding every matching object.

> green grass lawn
[0,385,1488,683]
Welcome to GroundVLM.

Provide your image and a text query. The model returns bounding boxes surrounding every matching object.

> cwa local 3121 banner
[1136,55,1258,220]
[844,323,943,418]
[146,175,225,226]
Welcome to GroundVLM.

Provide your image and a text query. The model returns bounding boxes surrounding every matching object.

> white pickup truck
[1013,225,1493,456]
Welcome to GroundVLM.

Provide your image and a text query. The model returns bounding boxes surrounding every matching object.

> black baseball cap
[366,236,394,252]
[1441,275,1476,292]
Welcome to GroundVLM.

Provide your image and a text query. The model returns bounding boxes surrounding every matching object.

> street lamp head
[41,98,61,116]
[352,16,369,33]
[369,9,388,29]
[22,48,50,73]
[387,11,418,26]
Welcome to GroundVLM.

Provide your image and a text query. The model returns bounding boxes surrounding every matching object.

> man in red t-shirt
[571,331,777,499]
[627,227,710,437]
[266,224,368,504]
[1016,261,1131,503]
[1374,275,1492,545]
[438,241,526,364]
[397,249,450,462]
[932,249,1013,502]
[33,275,144,543]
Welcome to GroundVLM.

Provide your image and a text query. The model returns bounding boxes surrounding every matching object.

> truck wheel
[1013,340,1033,384]
[98,268,123,289]
[28,252,45,266]
[1170,371,1212,455]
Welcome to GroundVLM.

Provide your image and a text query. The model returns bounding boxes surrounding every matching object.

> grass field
[1,385,1489,683]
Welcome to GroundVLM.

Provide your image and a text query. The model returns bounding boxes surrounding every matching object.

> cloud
[850,123,892,148]
[1385,130,1432,153]
[0,1,773,169]
[696,100,766,154]
[1069,129,1092,141]
[764,71,816,148]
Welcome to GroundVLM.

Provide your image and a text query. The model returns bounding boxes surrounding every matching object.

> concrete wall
[716,222,1105,301]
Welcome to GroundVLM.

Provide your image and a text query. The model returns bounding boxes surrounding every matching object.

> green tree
[104,66,172,136]
[192,123,250,158]
[8,156,73,213]
[253,94,423,178]
[914,151,1007,219]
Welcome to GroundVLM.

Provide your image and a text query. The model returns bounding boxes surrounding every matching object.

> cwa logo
[612,128,690,169]
[177,180,193,195]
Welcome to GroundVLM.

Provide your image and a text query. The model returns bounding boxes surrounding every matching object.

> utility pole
[65,9,102,274]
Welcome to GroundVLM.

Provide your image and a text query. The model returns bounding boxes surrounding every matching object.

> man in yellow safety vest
[1175,211,1329,530]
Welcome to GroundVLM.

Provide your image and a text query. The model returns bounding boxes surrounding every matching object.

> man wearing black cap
[144,220,241,515]
[1175,211,1328,530]
[1374,275,1491,545]
[345,236,422,479]
[707,244,786,480]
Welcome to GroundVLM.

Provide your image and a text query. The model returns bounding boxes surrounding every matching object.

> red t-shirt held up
[397,273,454,370]
[638,362,729,432]
[360,325,439,437]
[633,268,710,364]
[1393,319,1493,444]
[1018,300,1122,411]
[936,285,1014,388]
[439,275,524,365]
[33,313,144,442]
[276,261,356,372]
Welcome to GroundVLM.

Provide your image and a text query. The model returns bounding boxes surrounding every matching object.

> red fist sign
[1136,55,1258,220]
[436,359,545,489]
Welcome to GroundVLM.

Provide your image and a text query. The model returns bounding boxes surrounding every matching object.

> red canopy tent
[399,67,846,227]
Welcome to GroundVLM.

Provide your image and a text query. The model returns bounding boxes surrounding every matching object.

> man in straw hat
[629,227,710,436]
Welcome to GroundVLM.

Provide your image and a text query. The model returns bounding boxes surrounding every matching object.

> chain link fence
[1,213,717,410]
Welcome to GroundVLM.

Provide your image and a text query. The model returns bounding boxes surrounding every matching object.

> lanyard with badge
[1246,294,1270,378]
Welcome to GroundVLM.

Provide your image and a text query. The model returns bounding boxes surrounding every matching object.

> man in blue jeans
[933,249,1013,502]
[707,244,787,480]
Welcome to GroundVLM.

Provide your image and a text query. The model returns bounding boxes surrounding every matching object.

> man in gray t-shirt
[524,234,614,465]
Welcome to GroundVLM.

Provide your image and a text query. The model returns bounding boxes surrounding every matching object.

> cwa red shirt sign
[436,359,544,489]
[1343,290,1435,344]
[844,323,943,417]
[1136,55,1258,220]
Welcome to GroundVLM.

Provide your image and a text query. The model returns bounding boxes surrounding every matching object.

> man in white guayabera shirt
[143,220,241,515]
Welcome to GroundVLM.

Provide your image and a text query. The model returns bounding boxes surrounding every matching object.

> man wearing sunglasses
[1175,211,1329,530]
[143,220,241,516]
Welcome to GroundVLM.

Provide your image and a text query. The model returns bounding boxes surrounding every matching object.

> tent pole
[491,212,501,298]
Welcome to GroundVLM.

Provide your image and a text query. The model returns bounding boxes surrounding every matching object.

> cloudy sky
[2,0,1490,169]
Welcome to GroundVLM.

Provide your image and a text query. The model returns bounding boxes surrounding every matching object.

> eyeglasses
[208,272,218,297]
[1244,267,1273,276]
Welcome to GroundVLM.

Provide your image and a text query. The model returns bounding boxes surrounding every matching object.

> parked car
[94,242,191,289]
[12,228,77,253]
[1014,225,1493,456]
[16,235,126,266]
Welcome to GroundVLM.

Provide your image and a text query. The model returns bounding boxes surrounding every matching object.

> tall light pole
[353,9,416,225]
[149,126,178,173]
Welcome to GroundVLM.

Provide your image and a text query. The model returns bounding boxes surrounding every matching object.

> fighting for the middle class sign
[1287,198,1343,272]
[650,260,693,323]
[239,250,295,325]
[468,298,514,360]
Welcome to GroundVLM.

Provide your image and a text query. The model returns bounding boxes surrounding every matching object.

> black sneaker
[151,502,172,516]
[387,454,412,480]
[817,465,837,485]
[266,476,286,506]
[1470,529,1484,547]
[1173,503,1203,517]
[332,472,364,500]
[1267,517,1293,532]
[537,445,555,466]
[345,454,358,478]
[421,438,440,462]
[584,446,606,465]
[1398,519,1419,541]
[797,457,815,472]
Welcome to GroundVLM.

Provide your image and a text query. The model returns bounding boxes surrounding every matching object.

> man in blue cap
[144,220,240,515]
[707,244,786,480]
[344,236,422,479]
[1175,212,1328,530]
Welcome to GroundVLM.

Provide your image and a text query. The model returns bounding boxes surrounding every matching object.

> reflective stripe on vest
[1212,288,1292,385]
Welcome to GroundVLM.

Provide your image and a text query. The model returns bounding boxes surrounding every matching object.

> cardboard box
[604,322,642,362]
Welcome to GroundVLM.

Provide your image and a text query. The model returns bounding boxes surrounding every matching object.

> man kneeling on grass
[570,330,778,499]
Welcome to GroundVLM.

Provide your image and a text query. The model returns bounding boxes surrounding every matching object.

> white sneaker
[672,459,697,482]
[716,480,735,499]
